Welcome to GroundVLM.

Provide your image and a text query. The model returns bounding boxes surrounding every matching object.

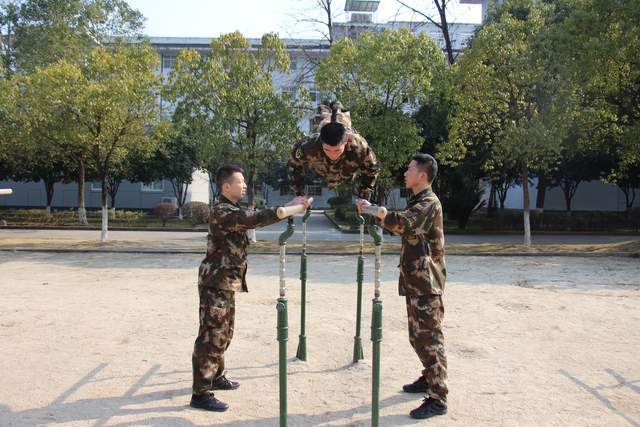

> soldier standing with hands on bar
[190,165,309,412]
[356,153,448,420]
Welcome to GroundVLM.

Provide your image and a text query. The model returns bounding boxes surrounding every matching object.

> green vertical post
[368,223,383,427]
[296,209,311,361]
[277,217,295,427]
[353,212,365,363]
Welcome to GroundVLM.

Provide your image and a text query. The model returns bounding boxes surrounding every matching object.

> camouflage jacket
[287,132,380,200]
[381,187,446,296]
[198,196,280,292]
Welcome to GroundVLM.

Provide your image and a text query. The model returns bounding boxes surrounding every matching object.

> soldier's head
[216,165,246,203]
[320,121,348,161]
[404,153,438,191]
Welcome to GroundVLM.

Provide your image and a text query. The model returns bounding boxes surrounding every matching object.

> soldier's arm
[355,136,380,200]
[287,140,306,196]
[381,203,436,236]
[219,206,281,231]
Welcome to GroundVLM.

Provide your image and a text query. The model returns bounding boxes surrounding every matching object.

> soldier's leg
[192,287,234,395]
[408,294,448,402]
[405,295,417,351]
[214,292,236,380]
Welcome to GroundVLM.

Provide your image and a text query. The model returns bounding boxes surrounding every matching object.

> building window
[162,54,176,70]
[90,182,102,192]
[141,181,164,192]
[306,185,322,196]
[282,86,297,99]
[308,88,319,105]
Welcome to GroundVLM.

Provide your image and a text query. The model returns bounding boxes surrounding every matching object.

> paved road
[1,211,638,245]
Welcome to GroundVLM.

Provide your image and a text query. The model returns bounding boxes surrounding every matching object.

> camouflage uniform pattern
[381,187,448,403]
[198,195,280,292]
[192,195,280,395]
[406,294,448,402]
[287,132,380,200]
[381,187,446,296]
[192,287,235,394]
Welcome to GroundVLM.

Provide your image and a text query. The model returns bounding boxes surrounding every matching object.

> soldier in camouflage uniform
[287,101,380,201]
[190,165,309,412]
[356,153,448,420]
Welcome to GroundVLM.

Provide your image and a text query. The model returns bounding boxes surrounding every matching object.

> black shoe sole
[409,408,447,419]
[212,384,240,391]
[190,402,229,412]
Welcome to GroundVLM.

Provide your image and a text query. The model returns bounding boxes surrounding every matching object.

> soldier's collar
[410,186,433,201]
[218,195,239,206]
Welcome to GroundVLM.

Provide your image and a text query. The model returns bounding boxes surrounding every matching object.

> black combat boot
[190,393,229,412]
[212,373,240,390]
[402,376,428,393]
[409,397,447,419]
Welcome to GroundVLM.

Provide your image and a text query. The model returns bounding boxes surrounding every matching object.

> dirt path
[1,253,639,426]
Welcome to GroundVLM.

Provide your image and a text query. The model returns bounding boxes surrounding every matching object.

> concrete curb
[1,247,637,257]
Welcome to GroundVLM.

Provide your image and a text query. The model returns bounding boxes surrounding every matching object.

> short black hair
[216,165,244,188]
[411,153,438,182]
[320,122,346,146]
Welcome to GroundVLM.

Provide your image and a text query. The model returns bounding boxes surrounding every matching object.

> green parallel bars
[352,212,366,363]
[296,209,311,361]
[277,217,295,427]
[368,223,383,427]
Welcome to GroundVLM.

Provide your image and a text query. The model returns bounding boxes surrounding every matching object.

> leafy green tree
[550,0,640,211]
[168,32,304,206]
[442,0,560,245]
[10,0,143,72]
[316,29,445,203]
[71,44,161,241]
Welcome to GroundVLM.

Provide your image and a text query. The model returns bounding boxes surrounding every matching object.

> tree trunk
[536,174,547,210]
[77,159,88,225]
[44,179,54,215]
[617,182,636,210]
[522,165,531,246]
[487,183,496,217]
[100,177,108,243]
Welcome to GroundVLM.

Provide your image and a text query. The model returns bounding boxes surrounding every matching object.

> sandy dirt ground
[0,252,639,426]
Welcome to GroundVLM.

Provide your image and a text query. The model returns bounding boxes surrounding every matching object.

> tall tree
[71,44,161,242]
[10,64,81,213]
[10,0,144,72]
[168,32,304,207]
[442,0,560,245]
[552,0,640,211]
[316,28,446,203]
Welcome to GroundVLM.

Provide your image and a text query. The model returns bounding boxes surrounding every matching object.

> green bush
[153,202,177,227]
[183,201,210,225]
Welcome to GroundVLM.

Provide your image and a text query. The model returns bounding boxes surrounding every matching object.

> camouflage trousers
[405,294,448,402]
[192,287,235,395]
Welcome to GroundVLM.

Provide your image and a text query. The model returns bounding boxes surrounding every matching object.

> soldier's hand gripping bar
[0,189,13,195]
[277,197,314,219]
[361,204,387,219]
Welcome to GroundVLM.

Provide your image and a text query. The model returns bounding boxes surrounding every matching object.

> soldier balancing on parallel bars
[287,100,381,362]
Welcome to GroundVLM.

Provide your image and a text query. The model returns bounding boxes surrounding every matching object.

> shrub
[183,201,210,225]
[153,202,177,227]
